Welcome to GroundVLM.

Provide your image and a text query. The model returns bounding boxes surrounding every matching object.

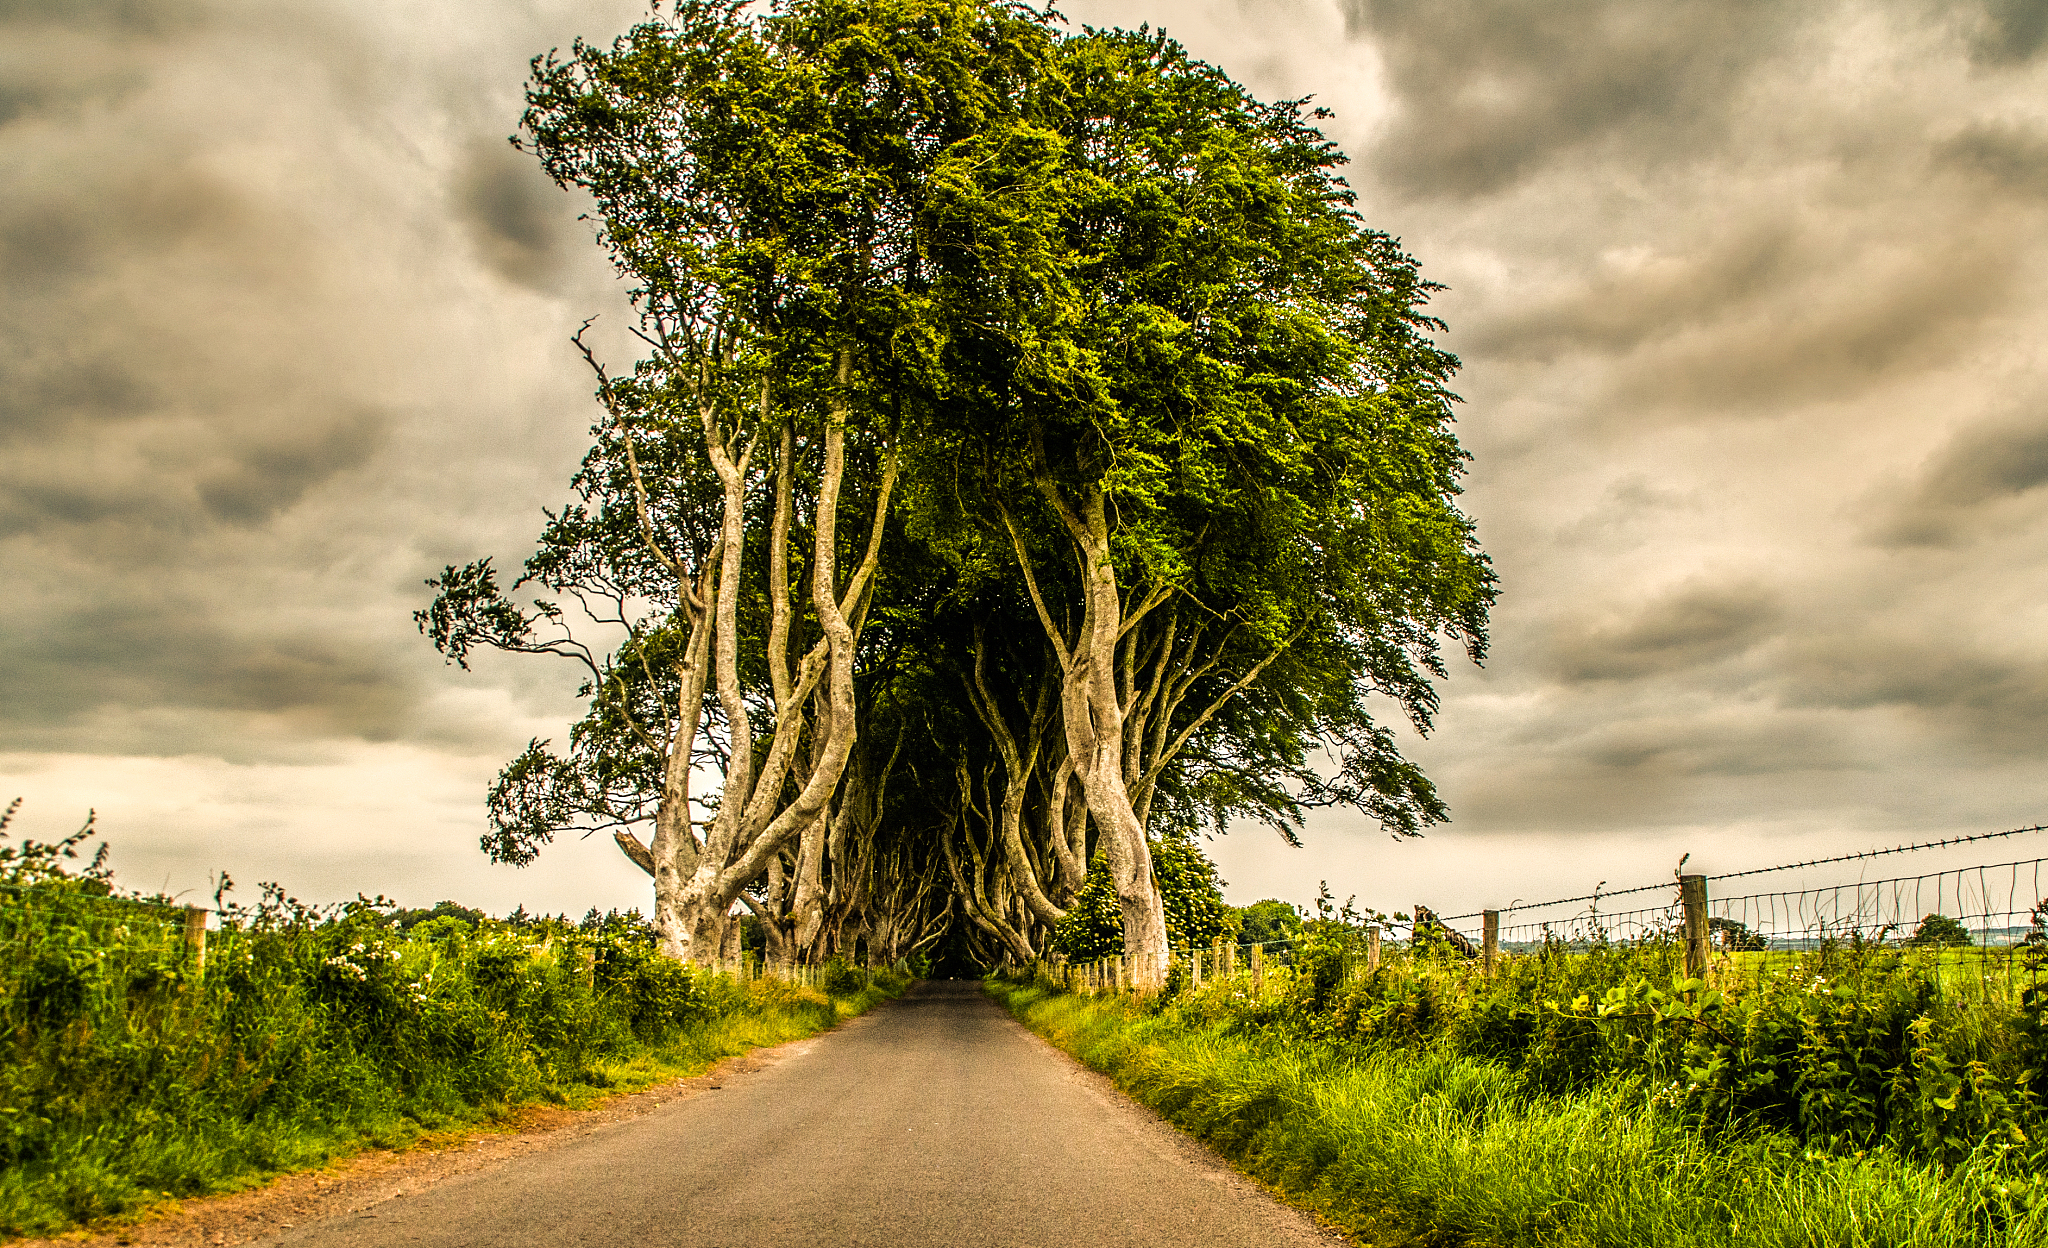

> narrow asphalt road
[255,981,1336,1248]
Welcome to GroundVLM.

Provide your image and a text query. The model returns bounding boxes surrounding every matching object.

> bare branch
[998,500,1073,672]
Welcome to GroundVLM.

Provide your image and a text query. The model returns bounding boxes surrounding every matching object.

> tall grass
[992,982,2048,1248]
[0,826,905,1237]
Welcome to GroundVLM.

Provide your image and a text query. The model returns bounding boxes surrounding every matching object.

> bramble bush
[991,973,2048,1248]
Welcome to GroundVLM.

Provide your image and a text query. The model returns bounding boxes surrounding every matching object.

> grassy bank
[1,855,905,1238]
[989,979,2047,1248]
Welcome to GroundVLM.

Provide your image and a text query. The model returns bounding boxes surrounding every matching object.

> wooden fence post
[182,907,208,980]
[1250,942,1264,994]
[1482,910,1499,974]
[1680,874,1709,981]
[580,946,597,992]
[1215,938,1229,978]
[1367,925,1381,973]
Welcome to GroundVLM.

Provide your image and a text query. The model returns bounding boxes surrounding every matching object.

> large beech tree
[422,2,1492,978]
[421,0,1061,962]
[925,28,1495,986]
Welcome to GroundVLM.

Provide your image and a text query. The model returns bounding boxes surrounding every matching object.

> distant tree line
[418,0,1494,988]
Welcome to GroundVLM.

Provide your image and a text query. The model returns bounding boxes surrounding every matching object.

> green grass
[990,979,2048,1248]
[1708,947,2043,1006]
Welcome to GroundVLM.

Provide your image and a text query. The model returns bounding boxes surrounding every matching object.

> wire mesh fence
[1041,823,2048,998]
[1710,858,2048,950]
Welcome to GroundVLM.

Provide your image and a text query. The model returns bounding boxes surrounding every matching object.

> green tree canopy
[1236,899,1305,949]
[419,0,1493,975]
[1905,913,1973,948]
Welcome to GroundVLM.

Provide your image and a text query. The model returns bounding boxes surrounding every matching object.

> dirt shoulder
[9,1030,830,1248]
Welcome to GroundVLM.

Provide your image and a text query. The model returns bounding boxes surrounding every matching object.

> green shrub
[1051,837,1239,961]
[822,958,867,997]
[1038,899,2048,1172]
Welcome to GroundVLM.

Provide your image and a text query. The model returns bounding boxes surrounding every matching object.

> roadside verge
[6,978,904,1247]
[984,977,2035,1248]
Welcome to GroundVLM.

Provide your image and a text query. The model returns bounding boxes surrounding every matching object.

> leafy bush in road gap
[1052,836,1241,963]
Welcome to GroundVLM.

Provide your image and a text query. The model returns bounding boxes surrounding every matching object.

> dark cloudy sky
[5,0,2046,918]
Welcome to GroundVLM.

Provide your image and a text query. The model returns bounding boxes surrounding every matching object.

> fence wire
[1042,825,2048,1000]
[1427,857,2048,954]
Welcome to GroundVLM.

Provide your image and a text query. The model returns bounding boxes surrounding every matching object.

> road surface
[255,981,1337,1247]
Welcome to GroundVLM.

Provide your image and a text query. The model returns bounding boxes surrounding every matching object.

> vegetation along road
[255,982,1333,1248]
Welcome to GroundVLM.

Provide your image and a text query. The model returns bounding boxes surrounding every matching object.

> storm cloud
[1547,580,1782,683]
[1340,0,1802,199]
[1869,411,2048,546]
[4,0,2047,917]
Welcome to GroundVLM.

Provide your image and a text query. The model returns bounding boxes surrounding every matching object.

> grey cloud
[1600,226,2015,414]
[1577,714,1854,779]
[0,350,158,443]
[1341,0,1798,198]
[1441,709,1863,832]
[1555,474,1701,547]
[454,137,573,292]
[0,2,486,753]
[0,1,213,134]
[196,407,388,526]
[1463,200,2017,416]
[0,42,143,128]
[1473,225,1800,362]
[0,0,201,36]
[0,476,176,531]
[1968,0,2048,66]
[0,164,259,290]
[1549,580,1781,683]
[1867,412,2048,546]
[0,596,422,746]
[0,160,292,449]
[0,400,389,537]
[1936,121,2048,197]
[1779,636,2048,750]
